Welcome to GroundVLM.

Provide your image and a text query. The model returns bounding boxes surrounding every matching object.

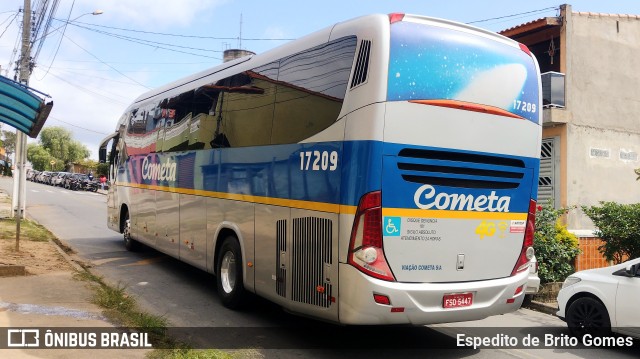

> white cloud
[81,0,227,28]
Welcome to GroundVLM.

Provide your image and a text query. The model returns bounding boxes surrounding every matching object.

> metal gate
[538,137,559,207]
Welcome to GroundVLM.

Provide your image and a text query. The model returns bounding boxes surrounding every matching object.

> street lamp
[31,10,104,43]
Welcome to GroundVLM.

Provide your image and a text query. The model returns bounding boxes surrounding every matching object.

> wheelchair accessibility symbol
[384,217,401,236]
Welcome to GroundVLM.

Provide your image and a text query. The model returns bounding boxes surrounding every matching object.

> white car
[526,255,540,295]
[521,255,540,306]
[556,257,640,338]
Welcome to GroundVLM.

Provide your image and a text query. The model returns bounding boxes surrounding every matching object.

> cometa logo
[141,157,177,182]
[413,184,510,212]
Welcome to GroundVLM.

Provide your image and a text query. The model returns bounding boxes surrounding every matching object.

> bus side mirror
[99,148,107,163]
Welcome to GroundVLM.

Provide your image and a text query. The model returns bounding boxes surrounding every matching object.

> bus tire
[216,236,246,309]
[122,211,139,251]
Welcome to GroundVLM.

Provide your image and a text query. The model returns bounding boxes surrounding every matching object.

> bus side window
[191,84,227,150]
[214,66,277,148]
[160,91,194,152]
[271,36,356,144]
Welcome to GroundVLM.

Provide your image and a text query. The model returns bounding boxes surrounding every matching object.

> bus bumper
[338,263,528,325]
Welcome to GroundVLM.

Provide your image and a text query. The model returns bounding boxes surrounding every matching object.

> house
[500,4,640,269]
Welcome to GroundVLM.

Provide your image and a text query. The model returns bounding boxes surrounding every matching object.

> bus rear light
[507,285,525,304]
[389,13,405,24]
[373,294,391,305]
[511,199,536,276]
[514,285,524,296]
[348,191,396,282]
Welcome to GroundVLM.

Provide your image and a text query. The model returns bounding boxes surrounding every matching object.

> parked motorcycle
[83,179,99,192]
[66,174,96,192]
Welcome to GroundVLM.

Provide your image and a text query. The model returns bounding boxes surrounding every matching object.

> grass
[0,210,255,358]
[0,217,56,242]
[146,349,255,359]
[74,271,253,359]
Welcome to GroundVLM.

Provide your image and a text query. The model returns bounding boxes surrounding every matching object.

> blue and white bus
[100,13,541,325]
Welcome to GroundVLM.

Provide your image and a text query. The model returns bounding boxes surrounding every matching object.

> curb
[525,300,558,316]
[50,238,85,272]
[0,264,26,277]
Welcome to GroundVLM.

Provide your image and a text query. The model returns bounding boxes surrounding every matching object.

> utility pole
[13,0,31,251]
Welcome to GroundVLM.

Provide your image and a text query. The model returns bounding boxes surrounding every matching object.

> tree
[27,126,90,171]
[96,162,109,177]
[2,130,17,158]
[582,202,640,263]
[27,143,54,171]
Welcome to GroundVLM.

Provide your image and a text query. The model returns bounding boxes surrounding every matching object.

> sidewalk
[0,189,149,358]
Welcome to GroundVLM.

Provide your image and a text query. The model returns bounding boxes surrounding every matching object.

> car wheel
[122,211,139,251]
[216,236,247,309]
[566,297,611,337]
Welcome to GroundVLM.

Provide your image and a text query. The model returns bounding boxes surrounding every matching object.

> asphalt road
[1,177,637,359]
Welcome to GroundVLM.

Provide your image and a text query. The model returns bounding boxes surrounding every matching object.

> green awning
[0,76,53,138]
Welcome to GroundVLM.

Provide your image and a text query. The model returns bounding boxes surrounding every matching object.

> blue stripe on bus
[119,141,539,211]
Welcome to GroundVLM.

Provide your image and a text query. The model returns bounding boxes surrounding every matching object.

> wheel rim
[220,251,236,294]
[123,217,131,245]
[568,300,606,332]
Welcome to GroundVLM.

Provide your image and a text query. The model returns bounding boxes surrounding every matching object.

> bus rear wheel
[122,211,139,251]
[216,236,246,309]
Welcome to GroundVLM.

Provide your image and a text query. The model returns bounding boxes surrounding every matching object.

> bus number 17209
[299,150,338,171]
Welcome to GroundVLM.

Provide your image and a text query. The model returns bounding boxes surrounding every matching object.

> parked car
[47,172,58,185]
[37,171,52,184]
[522,255,540,306]
[51,172,71,186]
[556,257,640,338]
[27,169,37,181]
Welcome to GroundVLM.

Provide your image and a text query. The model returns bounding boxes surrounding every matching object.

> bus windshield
[387,21,540,124]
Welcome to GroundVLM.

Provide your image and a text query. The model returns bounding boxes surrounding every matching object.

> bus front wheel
[216,236,247,309]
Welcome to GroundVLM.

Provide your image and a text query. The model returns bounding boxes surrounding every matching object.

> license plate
[443,292,473,308]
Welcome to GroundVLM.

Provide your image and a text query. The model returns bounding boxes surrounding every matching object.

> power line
[51,67,154,87]
[0,12,18,38]
[47,115,110,135]
[68,18,296,41]
[44,66,203,73]
[45,70,130,105]
[69,22,226,54]
[52,59,212,65]
[37,0,71,79]
[31,0,62,63]
[467,6,558,24]
[54,33,151,89]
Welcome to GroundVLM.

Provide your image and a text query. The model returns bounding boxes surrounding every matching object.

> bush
[534,200,581,284]
[582,202,640,264]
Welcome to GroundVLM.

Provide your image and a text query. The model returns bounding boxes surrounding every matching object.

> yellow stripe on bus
[122,182,349,214]
[382,208,527,220]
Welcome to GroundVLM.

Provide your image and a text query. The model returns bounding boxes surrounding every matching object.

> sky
[0,0,638,160]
